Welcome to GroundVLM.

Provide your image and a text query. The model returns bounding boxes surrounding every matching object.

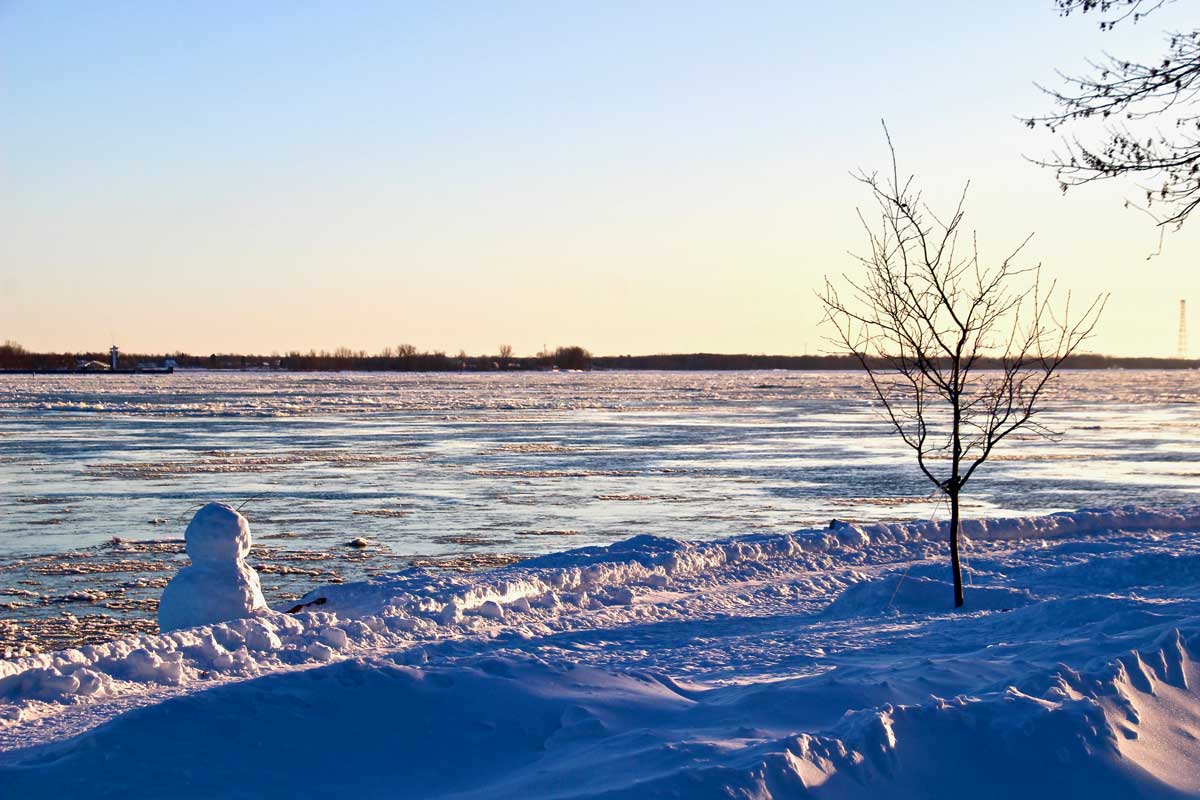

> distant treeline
[594,352,1200,371]
[1,340,1197,373]
[0,342,595,372]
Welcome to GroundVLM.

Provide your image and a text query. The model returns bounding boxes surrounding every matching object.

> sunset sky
[3,1,1197,358]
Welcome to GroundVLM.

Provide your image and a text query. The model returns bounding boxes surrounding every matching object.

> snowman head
[185,502,252,565]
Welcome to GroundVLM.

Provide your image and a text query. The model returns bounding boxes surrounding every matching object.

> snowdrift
[3,630,1198,799]
[821,574,1035,618]
[2,505,1200,798]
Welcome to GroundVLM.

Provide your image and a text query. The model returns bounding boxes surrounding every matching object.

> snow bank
[3,628,1198,799]
[822,575,1035,618]
[1,505,1195,717]
[2,505,1200,798]
[825,504,1200,545]
[299,504,1200,621]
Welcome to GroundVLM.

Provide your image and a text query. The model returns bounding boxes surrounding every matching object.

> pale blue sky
[2,2,1196,356]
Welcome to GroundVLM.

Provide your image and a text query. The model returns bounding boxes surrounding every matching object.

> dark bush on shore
[548,346,592,371]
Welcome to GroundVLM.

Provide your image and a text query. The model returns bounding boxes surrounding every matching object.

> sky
[2,1,1197,358]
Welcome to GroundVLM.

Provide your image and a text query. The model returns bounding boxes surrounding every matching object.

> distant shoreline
[1,350,1197,374]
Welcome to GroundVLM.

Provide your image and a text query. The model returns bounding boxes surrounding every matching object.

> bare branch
[1025,5,1200,227]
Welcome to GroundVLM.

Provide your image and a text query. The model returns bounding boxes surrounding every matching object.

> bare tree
[820,128,1107,607]
[498,344,514,367]
[1025,0,1200,227]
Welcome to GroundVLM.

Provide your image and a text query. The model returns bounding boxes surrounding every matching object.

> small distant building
[109,346,119,371]
[137,358,177,372]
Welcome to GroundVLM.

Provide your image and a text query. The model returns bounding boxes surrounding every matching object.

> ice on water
[0,370,1198,650]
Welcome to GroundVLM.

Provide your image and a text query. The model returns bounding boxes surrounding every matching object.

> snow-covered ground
[3,505,1200,798]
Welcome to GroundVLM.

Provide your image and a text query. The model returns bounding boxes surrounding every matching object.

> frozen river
[1,369,1197,654]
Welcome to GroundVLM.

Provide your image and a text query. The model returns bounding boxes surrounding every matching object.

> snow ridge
[2,505,1197,721]
[4,504,1200,799]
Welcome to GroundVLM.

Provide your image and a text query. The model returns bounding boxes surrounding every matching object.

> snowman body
[159,503,269,632]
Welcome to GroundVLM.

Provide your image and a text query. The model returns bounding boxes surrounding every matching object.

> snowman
[158,502,269,632]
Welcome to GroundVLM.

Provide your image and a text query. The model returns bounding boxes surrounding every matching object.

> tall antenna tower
[1180,300,1189,358]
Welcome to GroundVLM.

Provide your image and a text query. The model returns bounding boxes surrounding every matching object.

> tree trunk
[949,489,964,608]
